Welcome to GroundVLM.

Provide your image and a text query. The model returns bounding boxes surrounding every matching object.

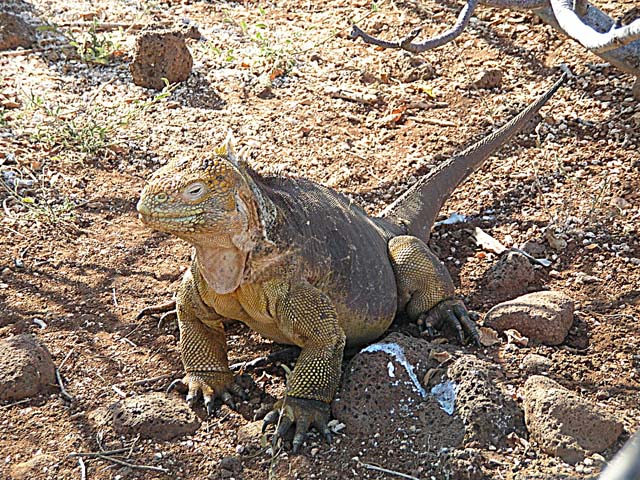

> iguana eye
[183,182,207,201]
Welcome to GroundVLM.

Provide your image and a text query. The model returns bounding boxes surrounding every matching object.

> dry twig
[356,459,421,480]
[56,368,74,401]
[351,0,479,52]
[131,373,175,386]
[69,452,169,474]
[77,457,86,480]
[1,398,31,409]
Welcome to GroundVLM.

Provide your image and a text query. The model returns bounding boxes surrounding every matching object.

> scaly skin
[137,78,564,452]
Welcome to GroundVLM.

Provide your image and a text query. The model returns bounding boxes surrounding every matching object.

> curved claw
[262,397,332,453]
[262,410,279,432]
[136,300,177,321]
[420,299,480,346]
[204,396,215,416]
[167,378,187,394]
[157,310,178,329]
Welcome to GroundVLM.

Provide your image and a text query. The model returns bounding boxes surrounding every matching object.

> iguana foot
[136,300,177,328]
[167,371,247,415]
[262,397,332,453]
[419,299,480,346]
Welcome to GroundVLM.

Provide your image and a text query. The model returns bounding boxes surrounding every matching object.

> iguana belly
[200,283,294,345]
[200,274,396,348]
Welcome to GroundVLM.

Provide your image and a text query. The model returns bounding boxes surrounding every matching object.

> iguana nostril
[136,199,149,215]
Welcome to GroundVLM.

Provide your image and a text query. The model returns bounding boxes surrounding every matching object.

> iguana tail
[379,75,566,242]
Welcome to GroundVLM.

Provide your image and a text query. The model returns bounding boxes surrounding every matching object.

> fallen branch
[351,0,640,76]
[550,0,640,53]
[351,0,479,52]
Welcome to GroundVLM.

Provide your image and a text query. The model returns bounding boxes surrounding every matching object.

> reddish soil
[1,0,638,479]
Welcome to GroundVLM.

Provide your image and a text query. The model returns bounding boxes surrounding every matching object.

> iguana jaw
[136,206,203,232]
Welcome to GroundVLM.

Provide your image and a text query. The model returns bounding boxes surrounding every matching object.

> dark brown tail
[380,75,566,241]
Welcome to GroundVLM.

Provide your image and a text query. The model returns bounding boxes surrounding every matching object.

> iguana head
[137,135,258,249]
[137,135,266,294]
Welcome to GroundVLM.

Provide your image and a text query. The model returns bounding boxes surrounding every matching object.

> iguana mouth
[137,201,203,222]
[138,212,202,228]
[139,212,199,220]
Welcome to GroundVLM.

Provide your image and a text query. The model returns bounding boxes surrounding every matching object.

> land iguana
[136,76,565,452]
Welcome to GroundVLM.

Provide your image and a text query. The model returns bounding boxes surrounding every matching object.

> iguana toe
[136,299,177,321]
[156,310,178,329]
[262,410,279,432]
[220,391,236,410]
[167,371,243,415]
[421,299,480,346]
[263,396,332,453]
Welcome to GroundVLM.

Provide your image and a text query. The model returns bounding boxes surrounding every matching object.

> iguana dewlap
[137,77,564,452]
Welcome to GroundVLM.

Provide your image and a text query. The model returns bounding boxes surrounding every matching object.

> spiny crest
[214,130,239,166]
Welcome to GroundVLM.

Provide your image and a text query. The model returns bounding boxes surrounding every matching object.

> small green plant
[38,21,120,65]
[24,80,178,158]
[219,7,298,78]
[123,79,180,124]
[30,108,113,155]
[206,45,236,63]
[70,21,119,65]
[1,169,79,233]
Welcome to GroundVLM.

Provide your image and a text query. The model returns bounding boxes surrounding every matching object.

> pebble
[520,354,552,374]
[523,376,623,464]
[484,291,574,345]
[106,392,200,440]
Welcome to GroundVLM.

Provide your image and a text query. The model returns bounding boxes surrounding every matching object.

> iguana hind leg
[388,235,479,345]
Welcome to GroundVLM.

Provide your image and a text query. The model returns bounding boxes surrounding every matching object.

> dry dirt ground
[1,0,639,479]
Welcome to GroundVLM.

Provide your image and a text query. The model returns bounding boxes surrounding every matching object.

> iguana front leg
[170,269,245,414]
[262,281,346,453]
[389,235,480,344]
